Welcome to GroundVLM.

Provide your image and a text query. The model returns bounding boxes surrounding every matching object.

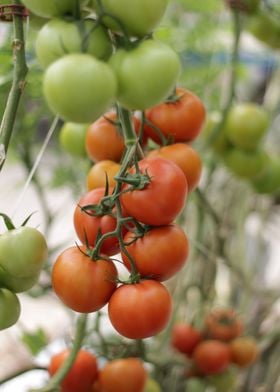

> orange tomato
[230,336,258,367]
[87,160,121,190]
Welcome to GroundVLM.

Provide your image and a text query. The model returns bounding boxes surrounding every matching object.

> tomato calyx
[0,212,35,231]
[115,171,151,190]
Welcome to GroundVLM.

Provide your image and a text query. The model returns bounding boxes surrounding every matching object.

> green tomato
[207,367,237,392]
[35,19,112,69]
[20,0,76,18]
[43,53,117,123]
[110,39,181,110]
[59,122,88,157]
[144,378,162,392]
[0,227,47,292]
[247,12,280,49]
[95,0,169,37]
[185,378,207,392]
[0,288,21,330]
[202,111,232,154]
[251,156,280,195]
[225,103,269,151]
[223,147,268,179]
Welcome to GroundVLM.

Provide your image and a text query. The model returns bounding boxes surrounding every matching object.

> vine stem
[0,0,28,172]
[31,314,88,392]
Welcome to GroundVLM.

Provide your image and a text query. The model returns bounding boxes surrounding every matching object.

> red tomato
[193,340,231,375]
[108,279,172,339]
[52,246,118,313]
[73,187,119,256]
[48,349,98,392]
[98,358,147,392]
[144,87,206,144]
[205,308,243,342]
[121,224,189,281]
[171,322,202,356]
[147,143,202,192]
[120,157,188,226]
[230,337,258,367]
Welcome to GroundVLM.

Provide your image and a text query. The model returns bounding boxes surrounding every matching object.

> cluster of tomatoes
[171,308,258,390]
[0,216,47,330]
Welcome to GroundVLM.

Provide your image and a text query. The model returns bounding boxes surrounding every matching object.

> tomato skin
[108,280,172,339]
[21,0,76,18]
[121,224,189,281]
[87,160,121,191]
[145,88,206,144]
[230,337,258,367]
[43,53,117,123]
[48,349,98,392]
[148,143,202,192]
[120,157,188,226]
[59,122,88,157]
[73,188,119,256]
[171,323,202,356]
[193,340,231,375]
[98,358,147,392]
[52,246,118,313]
[251,156,280,195]
[205,309,243,342]
[109,40,181,110]
[223,148,268,179]
[144,378,162,392]
[0,288,21,330]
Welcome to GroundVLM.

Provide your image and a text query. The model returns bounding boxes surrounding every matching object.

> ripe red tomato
[87,160,121,191]
[193,340,231,375]
[73,187,120,256]
[98,358,147,392]
[121,224,189,281]
[205,308,243,342]
[230,337,258,367]
[144,87,206,144]
[147,143,202,192]
[52,246,118,313]
[108,279,172,339]
[171,322,202,356]
[120,157,188,226]
[48,349,98,392]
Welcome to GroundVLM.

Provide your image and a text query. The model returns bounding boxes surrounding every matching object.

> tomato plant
[0,288,21,330]
[108,279,172,339]
[59,122,88,158]
[48,349,98,392]
[98,357,147,392]
[87,160,121,191]
[205,308,243,342]
[193,340,231,375]
[121,224,189,281]
[251,155,280,194]
[207,367,237,392]
[120,157,188,226]
[230,337,258,367]
[52,246,118,313]
[171,322,202,356]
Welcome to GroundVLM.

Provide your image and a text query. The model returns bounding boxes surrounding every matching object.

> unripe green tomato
[0,288,21,330]
[185,378,207,392]
[207,367,237,392]
[20,0,76,18]
[251,156,280,195]
[94,0,169,37]
[43,53,117,123]
[35,19,112,69]
[59,122,88,157]
[144,378,162,392]
[247,12,280,49]
[223,147,268,179]
[224,103,269,151]
[110,39,181,110]
[0,227,47,292]
[202,111,232,154]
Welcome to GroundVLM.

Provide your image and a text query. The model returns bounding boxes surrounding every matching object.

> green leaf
[21,328,48,355]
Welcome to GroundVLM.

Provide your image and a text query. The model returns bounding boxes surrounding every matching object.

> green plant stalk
[33,314,88,392]
[0,0,28,172]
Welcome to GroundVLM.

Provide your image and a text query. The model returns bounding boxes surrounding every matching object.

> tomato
[109,40,181,110]
[98,358,147,392]
[59,122,88,158]
[207,367,237,392]
[224,103,269,151]
[120,157,188,226]
[144,88,205,144]
[35,19,112,69]
[171,322,202,356]
[144,378,162,392]
[87,161,121,191]
[48,349,98,392]
[148,143,202,192]
[108,279,172,339]
[86,112,141,162]
[251,156,280,195]
[0,227,47,293]
[193,340,231,375]
[95,0,169,37]
[185,378,206,392]
[43,53,117,123]
[205,309,243,342]
[121,224,189,281]
[0,288,21,330]
[201,111,232,154]
[223,147,268,179]
[248,12,280,49]
[20,0,76,18]
[73,187,120,256]
[52,246,117,313]
[230,336,258,367]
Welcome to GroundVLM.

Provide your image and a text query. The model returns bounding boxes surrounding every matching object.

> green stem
[33,314,88,392]
[0,0,28,172]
